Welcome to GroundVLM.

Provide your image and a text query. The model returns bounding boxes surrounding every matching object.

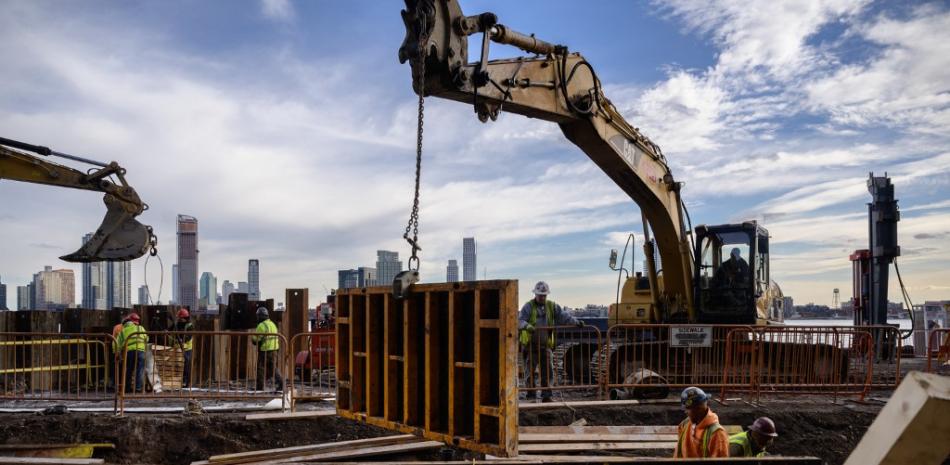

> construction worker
[518,281,583,403]
[110,311,130,390]
[673,387,729,458]
[252,306,283,392]
[172,309,194,388]
[116,313,147,393]
[716,247,749,287]
[729,417,778,457]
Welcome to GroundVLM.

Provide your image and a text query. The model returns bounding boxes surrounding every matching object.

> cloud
[261,0,294,22]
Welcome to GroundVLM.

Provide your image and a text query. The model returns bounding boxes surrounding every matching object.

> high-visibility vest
[119,322,147,352]
[177,322,194,351]
[676,418,724,458]
[728,431,765,457]
[519,300,556,348]
[254,319,279,352]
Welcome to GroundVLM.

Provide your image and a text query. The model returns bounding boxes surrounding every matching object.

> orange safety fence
[288,331,336,411]
[927,329,950,373]
[721,327,875,402]
[116,331,288,413]
[518,325,603,400]
[0,332,116,402]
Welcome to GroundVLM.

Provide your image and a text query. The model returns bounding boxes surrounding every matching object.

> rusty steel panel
[285,288,309,341]
[335,280,519,457]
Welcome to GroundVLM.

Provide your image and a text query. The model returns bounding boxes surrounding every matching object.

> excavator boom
[0,137,156,262]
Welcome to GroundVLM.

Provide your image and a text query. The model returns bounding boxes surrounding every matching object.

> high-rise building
[108,260,131,309]
[221,280,235,305]
[17,285,30,310]
[462,237,477,281]
[199,272,217,310]
[237,281,249,294]
[177,215,199,311]
[248,259,260,300]
[138,285,150,305]
[375,251,402,286]
[338,269,358,289]
[171,264,179,304]
[446,260,459,282]
[81,233,108,309]
[32,266,75,310]
[337,268,377,289]
[0,276,7,310]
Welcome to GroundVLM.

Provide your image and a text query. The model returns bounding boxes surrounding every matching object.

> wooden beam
[843,371,950,465]
[518,433,678,442]
[0,459,104,465]
[517,442,675,452]
[518,425,743,435]
[203,435,415,464]
[242,440,443,464]
[244,410,335,421]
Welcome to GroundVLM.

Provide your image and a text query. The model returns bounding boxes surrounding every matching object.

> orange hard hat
[178,309,190,319]
[128,313,141,323]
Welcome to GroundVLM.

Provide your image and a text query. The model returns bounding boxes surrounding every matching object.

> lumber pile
[189,435,443,465]
[151,345,184,390]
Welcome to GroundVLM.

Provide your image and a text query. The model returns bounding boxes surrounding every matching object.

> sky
[0,0,948,310]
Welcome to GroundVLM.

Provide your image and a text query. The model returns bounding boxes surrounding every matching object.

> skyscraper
[199,272,217,310]
[248,259,260,300]
[375,250,402,286]
[221,280,235,305]
[462,237,477,281]
[138,285,150,305]
[337,268,377,289]
[17,285,29,310]
[171,264,179,304]
[108,260,132,309]
[446,260,459,282]
[177,215,199,311]
[81,233,108,309]
[0,276,7,310]
[33,266,75,310]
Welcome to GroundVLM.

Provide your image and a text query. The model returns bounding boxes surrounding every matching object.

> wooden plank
[518,433,678,442]
[205,435,415,464]
[447,290,455,438]
[244,410,336,421]
[518,425,743,435]
[518,400,640,410]
[242,440,443,465]
[0,459,104,465]
[518,442,676,452]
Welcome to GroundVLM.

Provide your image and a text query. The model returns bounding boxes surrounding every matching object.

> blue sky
[1,0,948,310]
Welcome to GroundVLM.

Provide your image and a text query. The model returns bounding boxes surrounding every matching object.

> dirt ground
[0,397,938,465]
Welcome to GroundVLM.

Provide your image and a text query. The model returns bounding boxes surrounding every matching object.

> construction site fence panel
[0,332,116,402]
[774,325,902,389]
[721,327,875,402]
[518,325,603,399]
[288,331,336,410]
[116,331,288,413]
[927,329,950,374]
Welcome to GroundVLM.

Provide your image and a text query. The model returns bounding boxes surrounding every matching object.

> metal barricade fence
[0,332,115,402]
[927,329,950,373]
[518,325,603,399]
[779,325,902,389]
[117,331,288,413]
[288,331,336,410]
[721,327,874,402]
[603,325,753,399]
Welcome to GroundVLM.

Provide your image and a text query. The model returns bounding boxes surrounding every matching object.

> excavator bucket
[59,194,153,262]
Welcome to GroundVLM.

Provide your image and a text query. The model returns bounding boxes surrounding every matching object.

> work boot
[541,397,554,403]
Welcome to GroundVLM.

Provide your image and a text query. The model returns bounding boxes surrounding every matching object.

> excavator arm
[399,0,694,316]
[0,137,156,262]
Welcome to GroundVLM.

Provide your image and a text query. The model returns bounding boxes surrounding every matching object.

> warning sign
[670,326,713,348]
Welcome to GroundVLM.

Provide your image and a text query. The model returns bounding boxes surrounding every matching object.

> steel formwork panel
[335,280,519,457]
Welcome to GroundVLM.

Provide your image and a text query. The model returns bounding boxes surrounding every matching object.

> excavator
[0,136,156,262]
[397,0,791,396]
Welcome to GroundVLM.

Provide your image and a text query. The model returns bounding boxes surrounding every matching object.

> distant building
[782,296,794,318]
[177,215,199,311]
[81,233,108,309]
[338,269,358,289]
[33,266,75,311]
[376,251,402,286]
[138,285,150,305]
[446,260,459,282]
[17,285,30,310]
[237,281,249,294]
[171,264,179,304]
[199,272,217,310]
[0,276,7,310]
[463,237,477,281]
[248,259,260,300]
[108,261,132,309]
[222,280,235,305]
[337,267,377,289]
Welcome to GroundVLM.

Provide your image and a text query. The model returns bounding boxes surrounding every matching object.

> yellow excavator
[0,137,156,262]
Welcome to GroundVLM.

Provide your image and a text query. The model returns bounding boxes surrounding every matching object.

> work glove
[525,323,535,332]
[576,321,585,328]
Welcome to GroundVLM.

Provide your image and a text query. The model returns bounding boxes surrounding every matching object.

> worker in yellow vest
[729,417,778,457]
[518,281,583,402]
[172,309,195,388]
[252,307,283,392]
[116,313,147,393]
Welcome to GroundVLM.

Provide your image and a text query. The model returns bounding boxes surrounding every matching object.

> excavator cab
[694,221,770,324]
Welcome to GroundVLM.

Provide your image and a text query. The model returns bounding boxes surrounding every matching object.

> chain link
[403,14,428,272]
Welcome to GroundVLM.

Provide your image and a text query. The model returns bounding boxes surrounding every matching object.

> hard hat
[256,306,269,318]
[748,417,778,437]
[680,386,708,407]
[533,281,550,296]
[177,309,190,319]
[128,313,141,323]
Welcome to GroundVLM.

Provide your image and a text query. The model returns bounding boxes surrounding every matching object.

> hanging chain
[403,16,428,272]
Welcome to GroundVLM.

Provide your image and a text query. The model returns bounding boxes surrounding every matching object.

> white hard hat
[533,281,550,296]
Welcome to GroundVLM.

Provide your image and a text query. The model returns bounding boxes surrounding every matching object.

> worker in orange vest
[673,387,729,458]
